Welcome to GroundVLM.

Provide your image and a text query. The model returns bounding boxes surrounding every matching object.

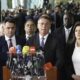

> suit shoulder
[0,36,5,41]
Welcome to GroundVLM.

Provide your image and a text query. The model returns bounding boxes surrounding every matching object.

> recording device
[6,46,17,75]
[6,45,46,79]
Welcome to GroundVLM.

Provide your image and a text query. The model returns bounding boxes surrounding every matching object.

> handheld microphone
[22,46,32,75]
[9,46,16,55]
[29,46,36,56]
[16,45,22,63]
[44,62,53,71]
[36,50,45,76]
[7,47,16,69]
[22,46,30,56]
[16,45,22,55]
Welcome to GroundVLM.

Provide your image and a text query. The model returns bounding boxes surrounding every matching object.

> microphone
[29,46,36,56]
[44,62,53,71]
[9,46,16,55]
[16,45,22,63]
[6,47,16,70]
[22,46,30,56]
[16,45,22,55]
[22,46,31,75]
[29,47,44,76]
[36,50,45,76]
[16,45,23,72]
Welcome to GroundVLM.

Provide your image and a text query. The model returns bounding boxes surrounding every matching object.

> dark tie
[9,39,13,48]
[41,37,44,48]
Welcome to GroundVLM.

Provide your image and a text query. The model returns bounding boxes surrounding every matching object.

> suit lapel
[63,28,66,44]
[1,36,8,51]
[34,34,40,50]
[68,27,73,42]
[44,33,54,51]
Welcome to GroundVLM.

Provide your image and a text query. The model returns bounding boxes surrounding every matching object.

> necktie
[41,37,44,48]
[9,39,13,48]
[66,29,70,42]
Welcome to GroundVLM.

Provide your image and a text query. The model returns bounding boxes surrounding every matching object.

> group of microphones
[6,45,45,78]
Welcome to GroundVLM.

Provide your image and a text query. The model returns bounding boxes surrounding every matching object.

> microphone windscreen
[44,62,53,71]
[29,46,36,55]
[16,45,22,54]
[22,46,30,56]
[9,47,16,55]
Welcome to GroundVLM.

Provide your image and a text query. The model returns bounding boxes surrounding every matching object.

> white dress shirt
[25,34,30,40]
[64,27,72,42]
[39,34,49,46]
[5,35,16,48]
[72,43,80,75]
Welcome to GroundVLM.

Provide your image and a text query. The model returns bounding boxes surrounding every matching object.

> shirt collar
[39,33,49,39]
[5,35,15,41]
[25,34,29,39]
[64,26,72,31]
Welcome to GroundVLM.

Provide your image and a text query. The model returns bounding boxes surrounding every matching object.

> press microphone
[16,45,23,63]
[22,46,30,56]
[36,50,45,76]
[44,62,53,71]
[22,46,32,75]
[16,45,22,55]
[29,46,36,56]
[9,46,16,55]
[6,47,16,69]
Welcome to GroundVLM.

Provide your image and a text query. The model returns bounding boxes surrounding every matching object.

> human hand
[72,74,80,80]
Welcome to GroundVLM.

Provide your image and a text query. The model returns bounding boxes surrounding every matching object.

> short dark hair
[4,16,16,24]
[38,14,52,21]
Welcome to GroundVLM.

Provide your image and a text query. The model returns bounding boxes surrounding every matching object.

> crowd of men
[0,1,80,80]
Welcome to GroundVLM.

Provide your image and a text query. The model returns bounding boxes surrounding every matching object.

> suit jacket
[26,33,64,80]
[55,26,74,51]
[0,36,26,80]
[27,33,64,69]
[65,42,75,80]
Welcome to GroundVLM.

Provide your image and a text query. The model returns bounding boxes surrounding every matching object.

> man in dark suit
[24,18,37,44]
[55,12,74,80]
[27,14,64,80]
[0,16,26,80]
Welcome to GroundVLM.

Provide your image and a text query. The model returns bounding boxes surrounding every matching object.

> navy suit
[0,36,26,80]
[26,33,64,80]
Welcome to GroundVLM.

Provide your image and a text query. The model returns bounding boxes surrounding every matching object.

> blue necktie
[41,37,44,48]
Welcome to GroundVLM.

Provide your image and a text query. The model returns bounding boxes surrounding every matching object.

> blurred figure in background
[24,19,36,43]
[52,5,63,29]
[0,22,5,36]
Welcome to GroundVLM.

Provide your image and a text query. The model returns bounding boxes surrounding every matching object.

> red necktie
[9,39,13,48]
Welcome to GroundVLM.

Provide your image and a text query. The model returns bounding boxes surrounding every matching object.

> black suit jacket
[0,36,26,80]
[65,42,75,80]
[27,33,64,80]
[55,26,74,51]
[54,26,74,80]
[27,33,64,69]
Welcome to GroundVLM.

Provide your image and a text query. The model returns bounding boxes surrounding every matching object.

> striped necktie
[9,39,13,48]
